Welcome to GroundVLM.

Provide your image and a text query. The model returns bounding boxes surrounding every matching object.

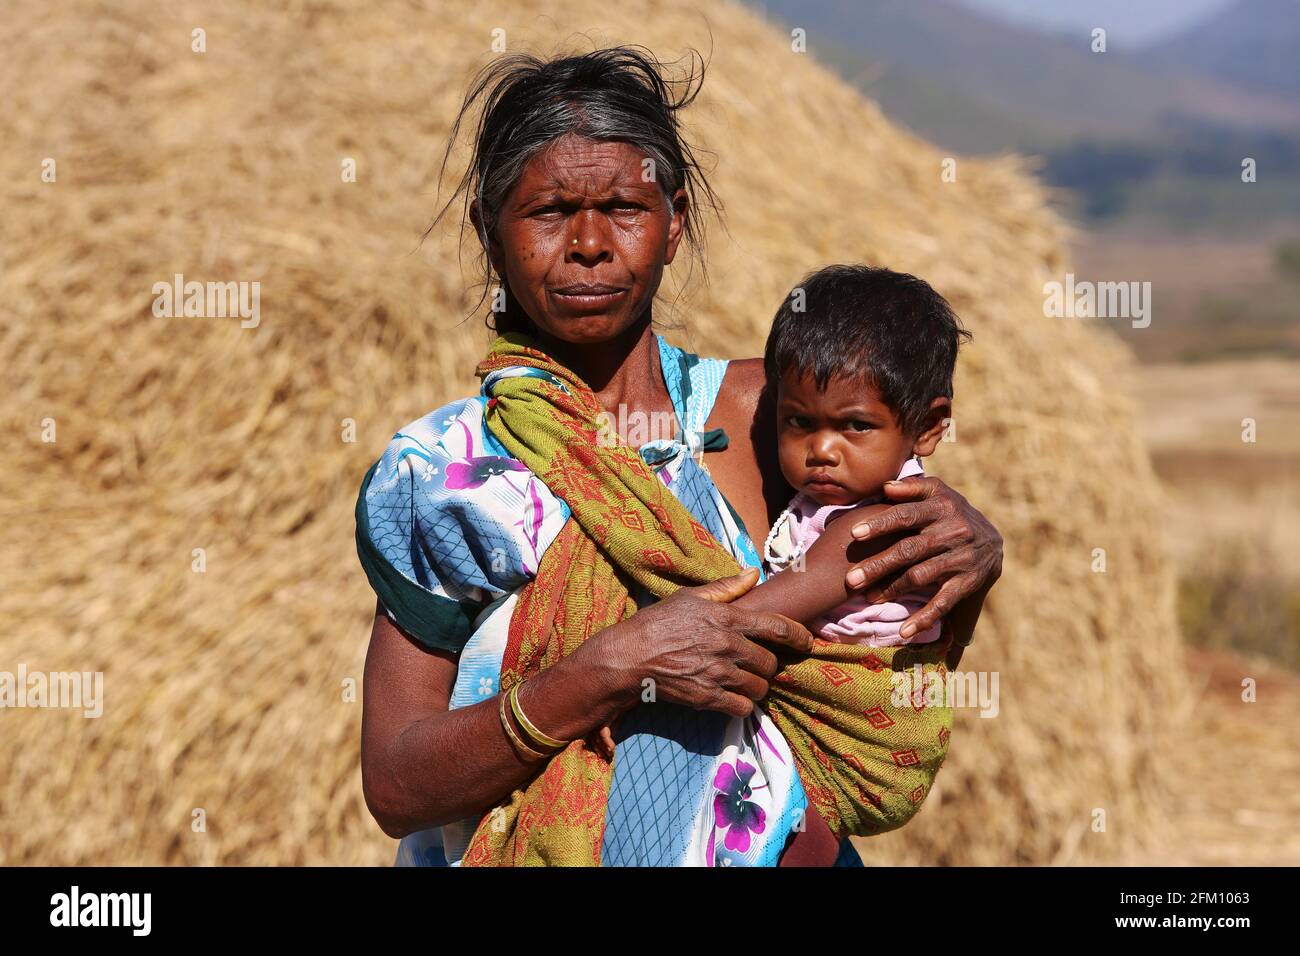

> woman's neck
[534,314,669,417]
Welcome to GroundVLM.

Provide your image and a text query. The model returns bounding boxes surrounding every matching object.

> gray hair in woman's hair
[426,44,723,335]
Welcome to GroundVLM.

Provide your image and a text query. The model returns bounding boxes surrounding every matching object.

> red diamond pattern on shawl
[613,445,644,471]
[618,510,646,533]
[691,521,718,548]
[647,502,672,530]
[862,653,887,672]
[641,548,672,570]
[805,783,834,810]
[539,753,579,818]
[812,742,833,772]
[820,663,852,686]
[892,748,920,768]
[462,835,492,867]
[910,688,928,712]
[581,757,608,827]
[909,785,926,805]
[517,804,538,845]
[938,727,951,746]
[558,412,598,445]
[547,451,608,505]
[856,784,885,812]
[864,705,895,729]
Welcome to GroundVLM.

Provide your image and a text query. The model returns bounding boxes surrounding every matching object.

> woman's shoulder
[717,357,766,400]
[378,394,488,470]
[706,357,769,431]
[356,389,568,653]
[368,391,551,513]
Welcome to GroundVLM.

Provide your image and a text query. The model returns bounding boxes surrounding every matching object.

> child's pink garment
[765,457,942,647]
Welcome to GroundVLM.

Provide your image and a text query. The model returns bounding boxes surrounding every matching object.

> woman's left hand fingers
[867,551,968,604]
[850,477,949,538]
[850,498,941,542]
[848,476,1003,597]
[895,576,967,639]
[845,531,947,591]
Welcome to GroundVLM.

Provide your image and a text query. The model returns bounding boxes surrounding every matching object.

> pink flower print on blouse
[443,456,529,491]
[712,758,767,854]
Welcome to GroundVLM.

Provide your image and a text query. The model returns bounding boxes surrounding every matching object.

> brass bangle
[509,681,570,752]
[499,690,548,761]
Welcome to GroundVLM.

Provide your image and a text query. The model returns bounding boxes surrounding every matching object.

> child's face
[775,369,939,506]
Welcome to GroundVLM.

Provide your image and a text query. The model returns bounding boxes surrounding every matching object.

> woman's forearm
[363,628,634,838]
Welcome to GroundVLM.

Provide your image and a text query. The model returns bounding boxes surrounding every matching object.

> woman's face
[479,133,687,345]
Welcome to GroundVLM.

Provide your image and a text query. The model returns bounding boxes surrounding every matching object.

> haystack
[0,0,1183,864]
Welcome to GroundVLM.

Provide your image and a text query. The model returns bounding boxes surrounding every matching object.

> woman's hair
[428,44,722,335]
[763,265,972,437]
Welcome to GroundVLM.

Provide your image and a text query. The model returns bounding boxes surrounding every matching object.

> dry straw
[0,0,1184,864]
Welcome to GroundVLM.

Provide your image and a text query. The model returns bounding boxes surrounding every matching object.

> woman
[357,47,1001,866]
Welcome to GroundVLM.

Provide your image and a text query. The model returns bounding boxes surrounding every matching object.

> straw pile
[0,0,1184,864]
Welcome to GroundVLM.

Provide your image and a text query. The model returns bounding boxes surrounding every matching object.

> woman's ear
[469,199,504,274]
[664,188,689,265]
[912,397,952,457]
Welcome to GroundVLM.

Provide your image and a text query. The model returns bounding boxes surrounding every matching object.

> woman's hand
[579,567,814,720]
[844,476,1002,643]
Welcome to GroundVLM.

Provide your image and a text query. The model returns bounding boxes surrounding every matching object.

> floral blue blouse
[357,333,861,867]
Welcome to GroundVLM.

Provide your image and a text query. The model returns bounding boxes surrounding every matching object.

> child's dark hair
[763,265,971,435]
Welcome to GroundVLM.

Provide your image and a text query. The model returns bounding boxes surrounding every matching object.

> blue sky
[955,0,1237,46]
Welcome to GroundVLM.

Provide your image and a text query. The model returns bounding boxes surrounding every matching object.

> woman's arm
[360,603,630,837]
[361,577,815,839]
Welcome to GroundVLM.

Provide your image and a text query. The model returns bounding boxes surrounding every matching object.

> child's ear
[911,397,952,457]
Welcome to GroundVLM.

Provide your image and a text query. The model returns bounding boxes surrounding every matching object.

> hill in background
[1146,0,1300,99]
[750,0,1300,229]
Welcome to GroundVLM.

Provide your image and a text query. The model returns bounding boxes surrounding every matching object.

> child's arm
[731,503,903,627]
[735,503,905,866]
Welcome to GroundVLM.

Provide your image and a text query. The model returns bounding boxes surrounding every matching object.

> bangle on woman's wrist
[509,681,572,752]
[499,690,550,761]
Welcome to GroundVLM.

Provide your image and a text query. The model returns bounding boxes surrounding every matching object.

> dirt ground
[1125,647,1300,865]
[1120,357,1299,865]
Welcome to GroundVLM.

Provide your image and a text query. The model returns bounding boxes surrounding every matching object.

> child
[759,264,970,647]
[739,263,971,865]
[597,264,971,864]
